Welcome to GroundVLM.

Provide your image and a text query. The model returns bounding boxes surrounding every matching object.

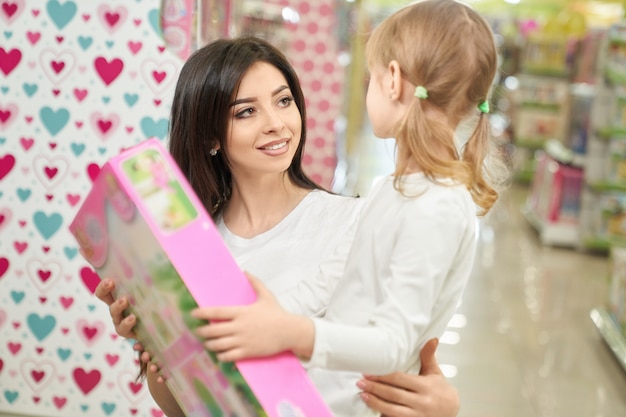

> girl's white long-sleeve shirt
[279,173,478,417]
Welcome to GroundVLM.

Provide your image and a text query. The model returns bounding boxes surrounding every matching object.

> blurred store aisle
[436,184,626,417]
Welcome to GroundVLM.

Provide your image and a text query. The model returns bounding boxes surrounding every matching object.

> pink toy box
[69,138,332,417]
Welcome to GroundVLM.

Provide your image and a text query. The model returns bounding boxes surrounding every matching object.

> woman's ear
[387,60,403,101]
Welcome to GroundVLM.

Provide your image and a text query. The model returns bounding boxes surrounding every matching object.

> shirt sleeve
[306,196,471,375]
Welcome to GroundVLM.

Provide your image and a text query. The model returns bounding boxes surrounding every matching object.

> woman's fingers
[94,279,116,305]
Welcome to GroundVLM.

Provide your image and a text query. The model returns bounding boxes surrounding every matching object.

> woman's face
[225,62,302,180]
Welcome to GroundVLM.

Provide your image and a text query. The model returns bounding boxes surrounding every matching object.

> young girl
[192,1,506,416]
[95,36,461,417]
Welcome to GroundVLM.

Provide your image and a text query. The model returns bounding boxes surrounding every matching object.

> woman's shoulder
[306,190,363,221]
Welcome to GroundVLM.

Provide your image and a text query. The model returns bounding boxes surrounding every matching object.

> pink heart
[104,353,119,366]
[87,163,101,182]
[0,257,8,278]
[73,88,87,102]
[0,47,21,75]
[0,207,11,231]
[94,56,123,86]
[26,31,41,45]
[0,153,15,179]
[128,40,142,55]
[19,137,34,150]
[0,103,18,131]
[80,266,100,293]
[8,342,22,354]
[72,367,102,395]
[66,193,80,206]
[52,396,67,410]
[97,4,127,34]
[59,296,73,309]
[14,241,27,254]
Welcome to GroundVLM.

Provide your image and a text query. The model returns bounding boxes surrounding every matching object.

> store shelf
[544,139,585,168]
[590,308,626,373]
[587,181,626,193]
[522,204,579,247]
[596,126,626,140]
[581,238,611,252]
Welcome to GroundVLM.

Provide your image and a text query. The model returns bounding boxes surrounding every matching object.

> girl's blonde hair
[366,0,506,215]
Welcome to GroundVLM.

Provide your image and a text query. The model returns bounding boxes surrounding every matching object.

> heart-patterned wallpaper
[0,1,188,416]
[0,0,344,416]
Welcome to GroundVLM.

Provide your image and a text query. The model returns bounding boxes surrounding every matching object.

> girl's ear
[387,60,403,101]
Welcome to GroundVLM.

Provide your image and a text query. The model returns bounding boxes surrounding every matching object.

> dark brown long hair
[168,36,322,220]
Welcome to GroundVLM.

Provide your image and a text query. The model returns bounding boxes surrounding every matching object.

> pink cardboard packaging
[69,138,333,417]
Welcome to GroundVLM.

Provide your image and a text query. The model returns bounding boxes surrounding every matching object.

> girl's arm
[193,195,473,375]
[359,338,460,417]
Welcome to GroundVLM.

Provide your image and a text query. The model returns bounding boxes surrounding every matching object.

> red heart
[0,47,21,76]
[72,367,101,395]
[53,396,67,410]
[87,163,101,182]
[0,257,8,278]
[31,370,45,382]
[94,56,123,86]
[80,266,100,294]
[0,154,16,180]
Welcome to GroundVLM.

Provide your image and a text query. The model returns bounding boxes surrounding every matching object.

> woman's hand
[94,279,143,351]
[358,339,460,417]
[192,273,314,362]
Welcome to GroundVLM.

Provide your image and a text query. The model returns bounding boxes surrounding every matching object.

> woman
[95,36,460,417]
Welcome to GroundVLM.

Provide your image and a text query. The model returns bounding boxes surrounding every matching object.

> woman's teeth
[262,141,287,150]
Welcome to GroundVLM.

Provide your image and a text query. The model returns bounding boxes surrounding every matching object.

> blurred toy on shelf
[523,149,583,247]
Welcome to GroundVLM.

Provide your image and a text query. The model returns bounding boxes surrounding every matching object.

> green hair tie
[478,101,490,114]
[414,86,428,99]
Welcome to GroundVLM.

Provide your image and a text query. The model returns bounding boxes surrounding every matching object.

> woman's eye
[279,96,294,107]
[235,107,255,118]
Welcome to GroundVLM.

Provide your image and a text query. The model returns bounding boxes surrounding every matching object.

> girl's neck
[222,173,311,238]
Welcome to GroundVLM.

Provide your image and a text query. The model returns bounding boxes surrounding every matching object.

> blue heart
[148,8,162,36]
[80,404,89,412]
[77,35,92,50]
[33,211,63,240]
[102,96,110,104]
[1,86,8,94]
[4,31,12,39]
[70,142,85,156]
[98,147,106,155]
[64,246,78,260]
[123,93,139,107]
[57,347,71,361]
[27,313,56,341]
[140,117,169,140]
[40,106,70,136]
[17,188,32,202]
[3,391,18,404]
[46,0,77,30]
[23,83,38,97]
[102,402,116,416]
[84,353,92,360]
[10,290,24,304]
[87,304,96,311]
[105,40,114,48]
[0,137,5,145]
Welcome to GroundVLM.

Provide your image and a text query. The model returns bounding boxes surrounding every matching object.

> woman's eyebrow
[230,85,290,107]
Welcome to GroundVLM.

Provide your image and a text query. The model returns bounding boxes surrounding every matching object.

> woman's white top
[280,174,478,417]
[216,189,362,297]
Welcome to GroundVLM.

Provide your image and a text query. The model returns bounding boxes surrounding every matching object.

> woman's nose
[262,108,286,134]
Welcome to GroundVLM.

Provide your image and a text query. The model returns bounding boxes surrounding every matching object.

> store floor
[438,184,626,417]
